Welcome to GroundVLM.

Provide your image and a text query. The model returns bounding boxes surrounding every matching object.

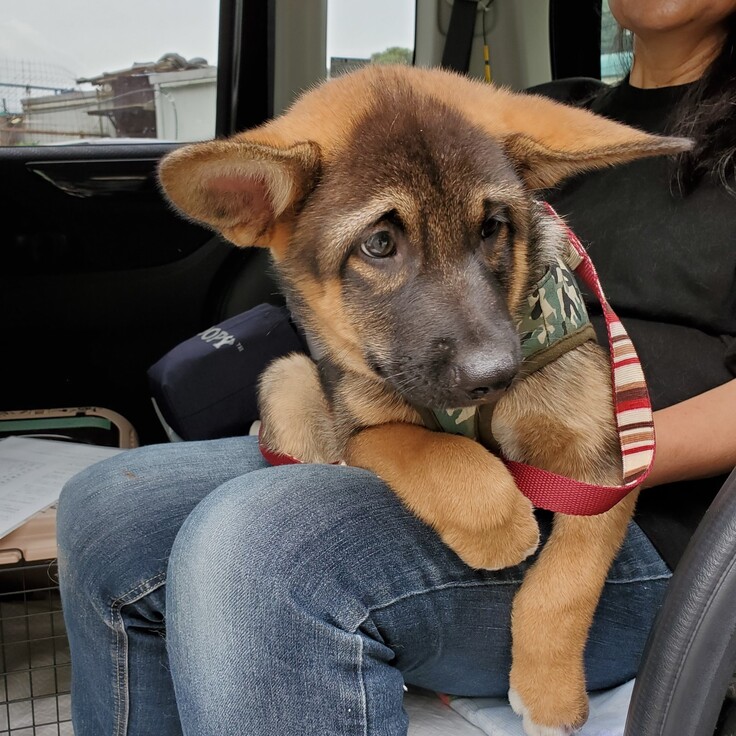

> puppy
[159,64,689,735]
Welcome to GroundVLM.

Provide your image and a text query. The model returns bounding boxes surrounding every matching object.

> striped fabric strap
[502,203,656,515]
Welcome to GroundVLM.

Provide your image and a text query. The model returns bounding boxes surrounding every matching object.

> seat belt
[441,0,480,73]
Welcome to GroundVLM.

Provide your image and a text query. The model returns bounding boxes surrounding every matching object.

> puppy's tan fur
[159,65,688,735]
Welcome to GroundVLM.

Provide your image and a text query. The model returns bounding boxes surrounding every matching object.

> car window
[327,0,415,77]
[271,0,416,118]
[600,0,631,84]
[1,0,416,145]
[0,0,219,146]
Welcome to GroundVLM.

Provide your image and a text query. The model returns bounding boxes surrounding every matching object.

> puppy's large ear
[404,68,693,190]
[158,139,320,251]
[502,128,691,190]
[494,92,692,189]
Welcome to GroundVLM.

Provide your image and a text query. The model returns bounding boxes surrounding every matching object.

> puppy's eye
[481,216,503,241]
[360,231,396,258]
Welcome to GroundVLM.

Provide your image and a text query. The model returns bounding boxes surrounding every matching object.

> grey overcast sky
[0,0,415,85]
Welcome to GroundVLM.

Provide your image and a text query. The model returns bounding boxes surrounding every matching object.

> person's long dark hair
[669,13,736,195]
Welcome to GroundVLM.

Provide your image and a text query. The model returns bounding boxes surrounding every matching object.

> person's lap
[56,436,671,736]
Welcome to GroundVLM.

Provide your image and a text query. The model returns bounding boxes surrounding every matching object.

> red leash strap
[259,204,655,516]
[258,428,303,466]
[501,204,655,515]
[258,425,341,467]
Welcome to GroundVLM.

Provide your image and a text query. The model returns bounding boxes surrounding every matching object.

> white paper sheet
[0,436,124,539]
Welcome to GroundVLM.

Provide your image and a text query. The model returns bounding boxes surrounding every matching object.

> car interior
[1,1,735,735]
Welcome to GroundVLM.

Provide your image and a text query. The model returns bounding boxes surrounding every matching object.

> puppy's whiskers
[384,370,426,397]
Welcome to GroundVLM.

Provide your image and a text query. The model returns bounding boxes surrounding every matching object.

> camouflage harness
[419,251,595,449]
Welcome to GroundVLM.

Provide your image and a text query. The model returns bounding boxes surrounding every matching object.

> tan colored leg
[258,353,340,463]
[508,491,640,735]
[346,422,540,570]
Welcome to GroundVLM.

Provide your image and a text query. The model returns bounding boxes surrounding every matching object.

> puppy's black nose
[454,352,518,400]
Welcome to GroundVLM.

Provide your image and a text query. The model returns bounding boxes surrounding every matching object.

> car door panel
[0,144,278,443]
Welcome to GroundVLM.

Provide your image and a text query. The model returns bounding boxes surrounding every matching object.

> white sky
[0,0,415,93]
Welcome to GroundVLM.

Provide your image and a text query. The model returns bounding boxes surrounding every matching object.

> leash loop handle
[502,204,656,515]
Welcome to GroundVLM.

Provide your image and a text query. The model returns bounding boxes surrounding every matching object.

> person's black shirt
[534,76,736,569]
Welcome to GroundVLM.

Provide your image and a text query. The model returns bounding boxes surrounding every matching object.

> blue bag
[148,304,307,441]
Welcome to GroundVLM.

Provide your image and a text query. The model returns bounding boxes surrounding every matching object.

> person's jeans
[56,436,671,736]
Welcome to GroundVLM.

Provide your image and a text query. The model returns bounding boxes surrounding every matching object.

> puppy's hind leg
[257,353,340,464]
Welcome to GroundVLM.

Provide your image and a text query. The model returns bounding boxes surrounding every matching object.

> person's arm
[643,379,736,488]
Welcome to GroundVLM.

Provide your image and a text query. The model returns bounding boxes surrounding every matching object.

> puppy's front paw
[508,676,588,736]
[258,354,340,463]
[441,496,539,570]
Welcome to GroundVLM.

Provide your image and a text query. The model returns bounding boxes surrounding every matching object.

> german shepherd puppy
[159,65,688,736]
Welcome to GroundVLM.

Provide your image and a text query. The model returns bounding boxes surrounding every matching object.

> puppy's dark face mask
[282,100,531,409]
